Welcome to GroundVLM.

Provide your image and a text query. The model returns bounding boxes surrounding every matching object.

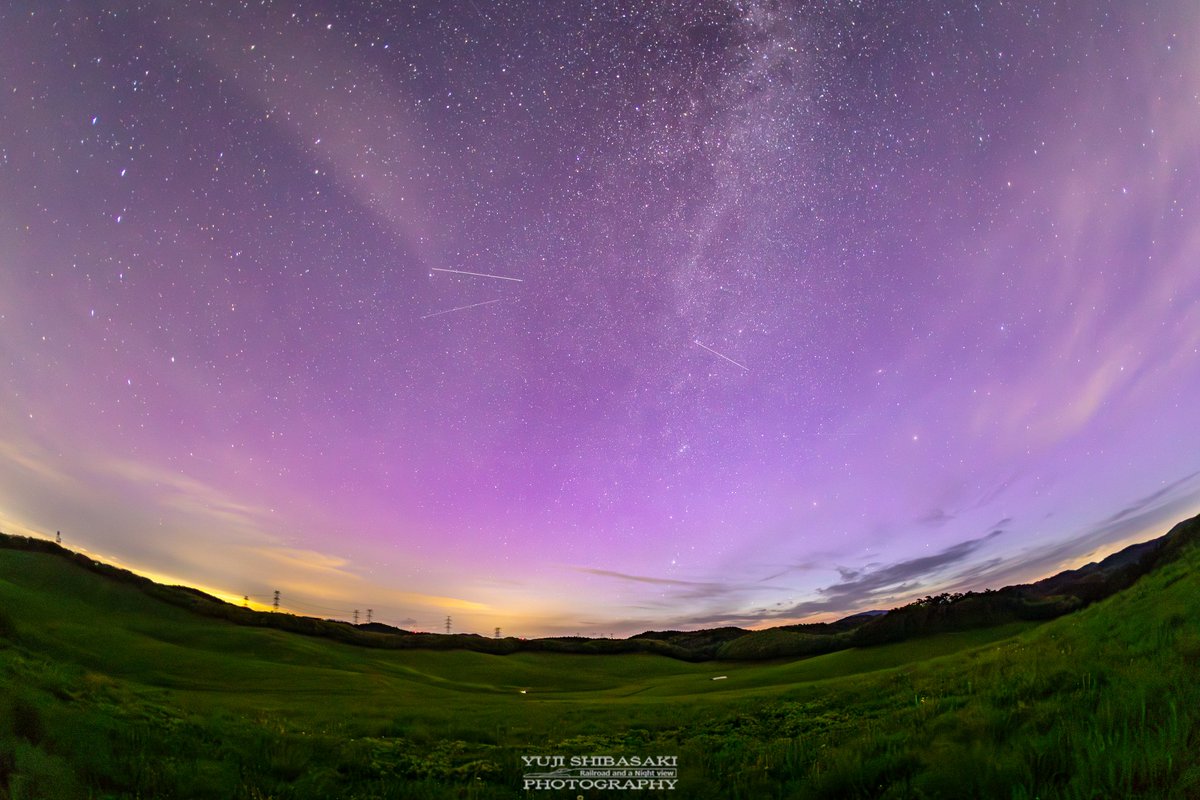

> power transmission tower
[56,531,61,544]
[494,627,501,639]
[242,595,249,608]
[367,609,373,624]
[353,609,359,625]
[272,590,280,612]
[445,615,452,634]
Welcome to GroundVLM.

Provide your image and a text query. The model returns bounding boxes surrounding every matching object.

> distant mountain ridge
[1010,537,1170,602]
[1,513,1197,661]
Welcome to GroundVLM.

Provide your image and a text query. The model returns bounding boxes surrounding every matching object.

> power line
[248,595,354,615]
[243,592,411,628]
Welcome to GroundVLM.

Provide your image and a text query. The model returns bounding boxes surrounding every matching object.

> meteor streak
[420,299,503,319]
[693,340,749,371]
[431,267,524,282]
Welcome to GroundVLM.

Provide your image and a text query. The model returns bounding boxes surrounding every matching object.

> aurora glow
[2,1,1198,635]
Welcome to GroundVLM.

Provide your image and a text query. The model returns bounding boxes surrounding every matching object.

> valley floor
[2,544,1199,798]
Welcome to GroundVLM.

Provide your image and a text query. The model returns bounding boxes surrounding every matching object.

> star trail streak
[430,268,524,282]
[420,299,505,320]
[693,341,749,372]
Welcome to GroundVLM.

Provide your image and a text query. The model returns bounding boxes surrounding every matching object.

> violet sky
[1,1,1198,636]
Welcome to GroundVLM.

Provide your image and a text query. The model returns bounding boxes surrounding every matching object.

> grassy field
[1,541,1199,798]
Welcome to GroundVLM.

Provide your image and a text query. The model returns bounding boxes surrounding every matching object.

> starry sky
[2,1,1199,636]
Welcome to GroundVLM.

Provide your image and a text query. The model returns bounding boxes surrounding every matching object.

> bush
[11,698,44,744]
[718,630,844,660]
[0,606,16,641]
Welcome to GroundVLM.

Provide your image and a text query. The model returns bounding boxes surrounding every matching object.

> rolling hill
[4,513,1194,664]
[1,514,1198,797]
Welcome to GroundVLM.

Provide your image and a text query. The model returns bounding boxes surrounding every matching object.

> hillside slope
[1,515,1199,798]
[5,513,1194,663]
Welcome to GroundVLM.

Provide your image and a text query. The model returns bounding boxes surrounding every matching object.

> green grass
[1,542,1199,798]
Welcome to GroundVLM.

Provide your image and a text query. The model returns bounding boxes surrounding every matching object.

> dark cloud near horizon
[946,556,1004,586]
[685,472,1200,629]
[797,529,1003,609]
[907,472,1200,600]
[669,528,1005,627]
[746,474,1200,629]
[734,472,1200,628]
[1099,470,1200,526]
[675,481,1197,629]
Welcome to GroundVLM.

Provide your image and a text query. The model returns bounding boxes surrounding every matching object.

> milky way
[2,1,1198,635]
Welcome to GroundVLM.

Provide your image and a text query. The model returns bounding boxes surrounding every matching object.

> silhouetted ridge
[2,512,1196,661]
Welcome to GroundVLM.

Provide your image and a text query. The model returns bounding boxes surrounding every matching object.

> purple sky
[2,1,1198,636]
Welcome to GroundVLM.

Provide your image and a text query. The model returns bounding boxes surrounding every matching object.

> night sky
[2,1,1198,636]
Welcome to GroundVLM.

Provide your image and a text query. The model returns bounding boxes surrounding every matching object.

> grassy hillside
[1,521,1179,664]
[2,522,1199,798]
[0,535,854,664]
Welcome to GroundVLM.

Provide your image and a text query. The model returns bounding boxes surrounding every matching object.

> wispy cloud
[795,530,1002,610]
[575,567,730,589]
[916,507,955,527]
[0,440,72,485]
[956,473,1200,592]
[0,439,492,622]
[571,566,793,617]
[670,529,1004,628]
[102,457,273,537]
[1098,470,1200,526]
